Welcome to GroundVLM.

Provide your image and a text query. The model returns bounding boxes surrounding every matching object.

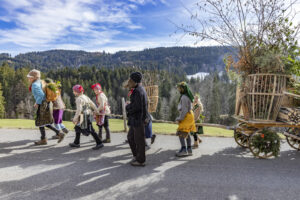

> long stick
[121,97,128,132]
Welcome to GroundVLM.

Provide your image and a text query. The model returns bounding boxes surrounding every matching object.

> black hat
[130,72,142,83]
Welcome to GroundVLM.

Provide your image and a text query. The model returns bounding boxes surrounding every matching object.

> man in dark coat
[126,72,149,166]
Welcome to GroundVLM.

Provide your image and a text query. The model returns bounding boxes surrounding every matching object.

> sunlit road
[0,129,299,200]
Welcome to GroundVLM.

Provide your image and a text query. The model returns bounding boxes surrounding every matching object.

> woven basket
[246,74,287,121]
[145,85,159,113]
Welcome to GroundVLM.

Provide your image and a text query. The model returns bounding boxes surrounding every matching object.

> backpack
[42,79,60,102]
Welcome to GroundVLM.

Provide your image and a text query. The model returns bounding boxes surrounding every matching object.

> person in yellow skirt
[175,82,196,157]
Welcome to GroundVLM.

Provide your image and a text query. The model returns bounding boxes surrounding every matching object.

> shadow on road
[0,135,300,200]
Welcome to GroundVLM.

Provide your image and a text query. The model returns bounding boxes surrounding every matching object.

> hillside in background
[0,46,233,74]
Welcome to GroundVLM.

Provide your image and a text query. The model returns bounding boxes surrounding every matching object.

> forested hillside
[0,46,233,74]
[0,62,236,125]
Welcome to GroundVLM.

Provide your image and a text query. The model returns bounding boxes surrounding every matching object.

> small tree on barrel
[177,0,300,81]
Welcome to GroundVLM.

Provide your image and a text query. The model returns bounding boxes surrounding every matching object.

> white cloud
[0,0,246,55]
[0,0,143,51]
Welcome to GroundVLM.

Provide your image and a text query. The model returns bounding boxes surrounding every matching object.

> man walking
[126,72,149,167]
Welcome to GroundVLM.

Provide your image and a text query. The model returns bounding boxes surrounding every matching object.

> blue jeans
[54,123,66,131]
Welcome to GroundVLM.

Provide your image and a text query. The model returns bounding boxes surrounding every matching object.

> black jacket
[126,84,149,127]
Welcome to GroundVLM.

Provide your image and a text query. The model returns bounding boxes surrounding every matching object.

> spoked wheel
[285,128,300,150]
[249,130,280,159]
[234,123,256,148]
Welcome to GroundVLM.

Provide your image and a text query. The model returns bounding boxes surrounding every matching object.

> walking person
[91,83,111,143]
[145,113,156,150]
[27,69,64,145]
[42,79,69,139]
[191,94,204,148]
[126,72,149,166]
[69,85,103,150]
[175,82,196,157]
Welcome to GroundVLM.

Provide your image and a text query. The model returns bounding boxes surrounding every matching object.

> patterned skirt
[35,100,53,127]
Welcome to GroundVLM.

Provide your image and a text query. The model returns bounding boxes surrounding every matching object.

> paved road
[0,129,300,200]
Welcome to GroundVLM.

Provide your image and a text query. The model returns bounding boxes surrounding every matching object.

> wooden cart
[233,115,300,158]
[233,74,300,158]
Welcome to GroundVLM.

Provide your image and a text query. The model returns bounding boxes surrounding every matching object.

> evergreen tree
[208,73,221,123]
[0,83,5,118]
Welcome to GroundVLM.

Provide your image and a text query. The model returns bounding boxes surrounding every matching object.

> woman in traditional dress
[175,82,196,157]
[191,94,204,148]
[69,85,103,150]
[27,69,64,145]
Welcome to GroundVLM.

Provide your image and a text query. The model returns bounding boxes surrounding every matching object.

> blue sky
[0,0,204,55]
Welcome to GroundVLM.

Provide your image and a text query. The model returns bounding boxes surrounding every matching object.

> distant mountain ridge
[0,46,234,74]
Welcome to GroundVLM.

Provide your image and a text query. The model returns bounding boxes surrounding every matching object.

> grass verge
[0,119,234,137]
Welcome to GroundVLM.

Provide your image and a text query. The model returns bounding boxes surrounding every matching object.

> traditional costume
[91,83,111,143]
[27,70,64,145]
[175,82,196,157]
[69,85,103,150]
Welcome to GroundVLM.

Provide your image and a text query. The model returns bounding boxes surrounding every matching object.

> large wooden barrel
[145,85,159,113]
[246,74,287,121]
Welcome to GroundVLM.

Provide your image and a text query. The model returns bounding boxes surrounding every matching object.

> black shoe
[69,143,80,148]
[62,128,69,134]
[92,143,104,150]
[151,134,156,144]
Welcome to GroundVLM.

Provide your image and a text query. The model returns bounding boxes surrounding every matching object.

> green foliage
[287,76,300,95]
[284,56,300,77]
[226,16,300,80]
[0,62,32,117]
[0,83,5,118]
[46,81,60,93]
[0,59,237,124]
[46,66,183,119]
[251,129,281,157]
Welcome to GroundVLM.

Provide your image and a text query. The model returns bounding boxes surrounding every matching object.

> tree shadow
[1,136,300,200]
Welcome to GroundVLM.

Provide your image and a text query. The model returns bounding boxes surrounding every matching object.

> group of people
[27,69,111,150]
[26,69,204,167]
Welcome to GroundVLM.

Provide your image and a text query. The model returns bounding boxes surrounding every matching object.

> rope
[64,109,234,130]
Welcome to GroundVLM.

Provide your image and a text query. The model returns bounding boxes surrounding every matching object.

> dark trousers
[39,125,59,140]
[74,125,102,145]
[127,124,146,163]
[97,115,110,140]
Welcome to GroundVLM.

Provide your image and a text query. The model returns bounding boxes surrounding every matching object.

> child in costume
[69,85,103,150]
[175,82,196,157]
[191,94,204,148]
[43,79,69,139]
[91,83,111,143]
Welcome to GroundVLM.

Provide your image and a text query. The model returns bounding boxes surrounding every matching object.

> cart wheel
[286,128,300,150]
[234,123,249,148]
[249,130,280,159]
